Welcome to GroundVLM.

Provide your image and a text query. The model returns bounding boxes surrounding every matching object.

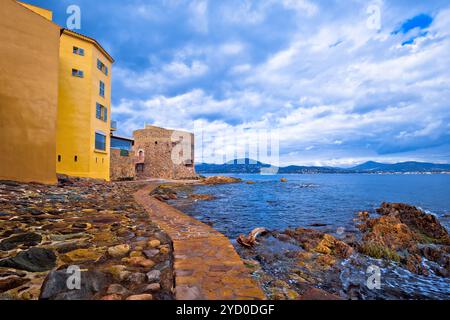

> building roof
[61,29,114,63]
[111,134,135,143]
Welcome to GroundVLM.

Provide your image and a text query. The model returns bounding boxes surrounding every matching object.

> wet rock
[357,203,450,276]
[146,270,161,283]
[107,284,130,296]
[108,244,131,258]
[0,232,42,251]
[144,283,161,292]
[126,272,146,285]
[202,176,242,185]
[377,203,450,244]
[299,288,343,300]
[0,276,29,293]
[40,269,110,300]
[0,248,56,272]
[143,249,159,259]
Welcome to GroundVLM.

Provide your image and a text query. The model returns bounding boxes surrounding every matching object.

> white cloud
[112,1,450,165]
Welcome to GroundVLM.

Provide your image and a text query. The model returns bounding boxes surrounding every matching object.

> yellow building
[0,0,60,184]
[12,1,115,181]
[56,29,114,181]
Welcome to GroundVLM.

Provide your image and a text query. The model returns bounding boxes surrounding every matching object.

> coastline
[163,176,450,300]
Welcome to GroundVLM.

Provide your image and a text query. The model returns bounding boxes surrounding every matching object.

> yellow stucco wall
[17,1,53,21]
[56,31,113,181]
[0,0,60,184]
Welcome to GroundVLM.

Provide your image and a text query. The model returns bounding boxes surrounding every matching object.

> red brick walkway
[134,185,265,300]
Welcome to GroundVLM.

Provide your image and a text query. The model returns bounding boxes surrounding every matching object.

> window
[72,69,84,78]
[99,81,105,97]
[95,133,106,151]
[97,59,108,76]
[111,137,133,151]
[96,103,107,122]
[58,155,61,162]
[73,46,85,56]
[74,156,78,162]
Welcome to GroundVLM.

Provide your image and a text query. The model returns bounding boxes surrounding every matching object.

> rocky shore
[235,202,450,300]
[162,179,450,300]
[0,179,174,300]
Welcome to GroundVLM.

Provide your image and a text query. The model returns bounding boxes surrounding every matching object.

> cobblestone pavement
[134,184,265,300]
[0,180,174,300]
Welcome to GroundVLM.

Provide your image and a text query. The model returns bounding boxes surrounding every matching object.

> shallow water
[170,174,450,299]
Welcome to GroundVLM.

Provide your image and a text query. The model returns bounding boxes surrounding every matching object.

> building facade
[0,0,60,184]
[56,30,114,181]
[133,125,196,180]
[110,135,136,181]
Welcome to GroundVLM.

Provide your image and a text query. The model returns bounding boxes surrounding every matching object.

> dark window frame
[99,81,105,97]
[95,133,107,151]
[72,69,84,78]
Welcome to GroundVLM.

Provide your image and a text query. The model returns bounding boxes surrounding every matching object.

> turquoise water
[172,174,450,238]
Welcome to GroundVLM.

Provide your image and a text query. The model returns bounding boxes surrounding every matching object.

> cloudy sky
[29,0,450,166]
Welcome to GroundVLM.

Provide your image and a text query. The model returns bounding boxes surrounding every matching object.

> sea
[170,174,450,300]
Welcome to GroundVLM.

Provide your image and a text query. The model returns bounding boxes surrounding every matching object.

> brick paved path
[134,185,265,300]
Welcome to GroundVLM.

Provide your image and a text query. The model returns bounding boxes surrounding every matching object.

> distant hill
[349,161,450,173]
[195,159,450,174]
[195,158,272,174]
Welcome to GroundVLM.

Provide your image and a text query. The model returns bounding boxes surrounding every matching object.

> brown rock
[126,294,153,300]
[202,176,242,185]
[148,240,161,248]
[108,244,131,258]
[101,294,122,300]
[0,276,29,293]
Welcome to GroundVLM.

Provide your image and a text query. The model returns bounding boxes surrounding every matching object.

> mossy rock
[359,242,401,263]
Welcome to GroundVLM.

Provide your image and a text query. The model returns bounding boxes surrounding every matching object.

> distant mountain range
[195,159,450,174]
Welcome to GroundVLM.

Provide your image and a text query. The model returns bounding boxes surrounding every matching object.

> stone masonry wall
[133,125,196,180]
[110,149,135,181]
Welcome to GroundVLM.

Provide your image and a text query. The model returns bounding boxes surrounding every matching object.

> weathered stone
[0,276,29,293]
[146,270,161,283]
[61,248,104,263]
[144,283,161,292]
[40,270,110,300]
[108,244,131,258]
[143,249,159,259]
[0,248,56,272]
[107,284,130,296]
[126,272,146,285]
[0,232,42,251]
[377,203,450,243]
[126,294,153,300]
[148,240,161,248]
